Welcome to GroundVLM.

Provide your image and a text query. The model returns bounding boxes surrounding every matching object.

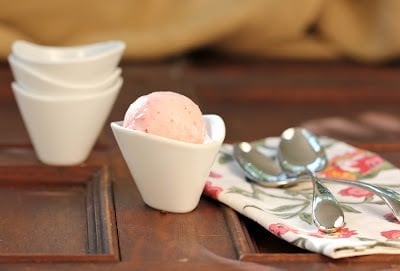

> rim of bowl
[8,54,122,88]
[12,40,126,64]
[110,115,226,149]
[11,77,123,101]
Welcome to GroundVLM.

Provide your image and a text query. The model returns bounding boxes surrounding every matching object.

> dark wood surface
[0,57,400,270]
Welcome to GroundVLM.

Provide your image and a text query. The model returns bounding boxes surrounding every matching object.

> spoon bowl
[278,127,327,175]
[233,142,287,185]
[278,127,345,232]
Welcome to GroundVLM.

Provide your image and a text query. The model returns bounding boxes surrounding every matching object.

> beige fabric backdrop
[1,0,400,63]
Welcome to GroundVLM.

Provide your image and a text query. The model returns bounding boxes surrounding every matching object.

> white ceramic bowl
[12,78,123,165]
[8,54,121,96]
[110,115,225,213]
[11,40,125,83]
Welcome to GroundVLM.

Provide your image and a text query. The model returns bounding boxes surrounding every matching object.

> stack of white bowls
[8,40,125,165]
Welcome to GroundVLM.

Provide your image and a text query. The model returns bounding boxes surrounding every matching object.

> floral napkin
[203,137,400,259]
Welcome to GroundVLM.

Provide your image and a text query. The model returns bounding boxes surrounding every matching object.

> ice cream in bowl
[110,91,225,213]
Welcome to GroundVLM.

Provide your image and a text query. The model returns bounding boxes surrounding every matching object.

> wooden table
[0,57,400,270]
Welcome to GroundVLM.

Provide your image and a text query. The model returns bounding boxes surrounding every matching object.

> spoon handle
[319,177,400,220]
[311,174,334,200]
[319,177,398,197]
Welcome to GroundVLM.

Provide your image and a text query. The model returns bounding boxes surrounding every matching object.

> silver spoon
[233,142,287,184]
[233,141,400,222]
[277,127,345,233]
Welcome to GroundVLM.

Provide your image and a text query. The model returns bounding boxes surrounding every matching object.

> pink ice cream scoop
[123,91,206,144]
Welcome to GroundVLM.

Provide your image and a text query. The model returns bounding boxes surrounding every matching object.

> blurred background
[1,0,400,63]
[1,0,400,146]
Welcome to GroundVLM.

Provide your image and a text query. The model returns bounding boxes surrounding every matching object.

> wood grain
[0,58,400,270]
[0,166,119,262]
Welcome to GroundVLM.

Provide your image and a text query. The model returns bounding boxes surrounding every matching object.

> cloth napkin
[203,137,400,259]
[1,1,400,63]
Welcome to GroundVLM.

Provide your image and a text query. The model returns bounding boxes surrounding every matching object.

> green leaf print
[291,237,307,248]
[219,153,233,164]
[339,204,362,213]
[270,204,306,212]
[299,212,313,225]
[358,161,394,180]
[243,204,265,212]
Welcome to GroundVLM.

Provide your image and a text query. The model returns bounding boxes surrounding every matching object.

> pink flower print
[269,223,298,236]
[310,227,357,238]
[203,181,223,199]
[321,165,357,180]
[333,227,357,238]
[353,154,384,175]
[381,230,400,240]
[209,171,223,178]
[335,151,379,173]
[321,150,385,180]
[384,213,400,224]
[339,186,374,198]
